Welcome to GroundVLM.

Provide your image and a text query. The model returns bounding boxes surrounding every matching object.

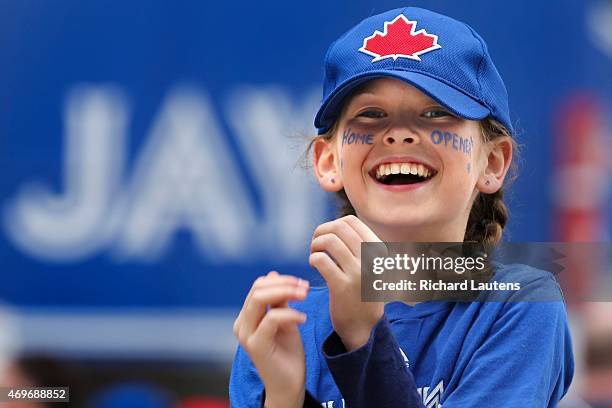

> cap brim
[315,70,490,133]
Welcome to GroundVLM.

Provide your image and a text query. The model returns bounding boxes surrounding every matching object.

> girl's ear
[313,137,343,192]
[477,136,513,194]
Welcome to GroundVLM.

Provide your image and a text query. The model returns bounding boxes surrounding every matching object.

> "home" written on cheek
[342,128,374,145]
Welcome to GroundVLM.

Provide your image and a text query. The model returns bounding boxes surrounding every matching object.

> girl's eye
[423,109,453,118]
[357,109,387,119]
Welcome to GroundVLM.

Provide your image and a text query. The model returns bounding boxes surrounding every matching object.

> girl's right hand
[233,271,310,408]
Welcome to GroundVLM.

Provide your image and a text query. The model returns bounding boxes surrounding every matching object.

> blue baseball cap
[314,7,513,135]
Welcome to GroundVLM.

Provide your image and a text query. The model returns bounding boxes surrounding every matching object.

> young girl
[230,6,574,408]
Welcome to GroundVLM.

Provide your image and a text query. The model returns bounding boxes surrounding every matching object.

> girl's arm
[231,271,314,408]
[322,315,425,408]
[230,345,322,408]
[310,215,424,407]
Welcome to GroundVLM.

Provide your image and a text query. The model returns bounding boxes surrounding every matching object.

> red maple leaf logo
[359,14,441,62]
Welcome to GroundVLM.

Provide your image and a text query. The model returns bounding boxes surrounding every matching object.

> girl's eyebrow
[350,91,378,101]
[346,92,383,110]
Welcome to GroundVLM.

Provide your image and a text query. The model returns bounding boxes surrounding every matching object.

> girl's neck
[363,219,467,243]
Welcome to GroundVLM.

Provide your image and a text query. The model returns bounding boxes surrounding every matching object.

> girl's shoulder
[485,262,565,303]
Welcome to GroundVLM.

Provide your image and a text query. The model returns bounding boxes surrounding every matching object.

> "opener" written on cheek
[430,130,473,156]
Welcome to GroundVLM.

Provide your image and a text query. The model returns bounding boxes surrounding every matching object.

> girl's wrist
[339,326,374,352]
[337,312,384,351]
[264,387,305,408]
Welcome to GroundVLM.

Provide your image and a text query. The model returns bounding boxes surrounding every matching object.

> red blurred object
[552,93,609,306]
[175,396,229,408]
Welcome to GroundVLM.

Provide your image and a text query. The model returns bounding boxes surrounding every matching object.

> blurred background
[0,0,610,407]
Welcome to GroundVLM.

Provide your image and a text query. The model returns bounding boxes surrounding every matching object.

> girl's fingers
[250,285,309,308]
[235,273,305,326]
[309,251,345,289]
[341,215,388,261]
[235,278,309,343]
[311,233,357,273]
[238,285,308,342]
[242,273,305,307]
[247,308,307,352]
[341,215,382,243]
[312,219,363,257]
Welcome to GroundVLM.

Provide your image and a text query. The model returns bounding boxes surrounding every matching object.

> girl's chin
[360,211,435,232]
[358,210,467,243]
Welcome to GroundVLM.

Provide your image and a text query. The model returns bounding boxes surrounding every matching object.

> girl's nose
[383,133,420,146]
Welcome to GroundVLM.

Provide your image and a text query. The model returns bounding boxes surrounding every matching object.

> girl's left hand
[309,215,385,351]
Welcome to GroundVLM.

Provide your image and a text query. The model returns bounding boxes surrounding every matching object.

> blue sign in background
[0,0,610,313]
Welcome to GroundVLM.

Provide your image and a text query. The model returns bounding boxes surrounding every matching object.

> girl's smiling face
[313,78,512,242]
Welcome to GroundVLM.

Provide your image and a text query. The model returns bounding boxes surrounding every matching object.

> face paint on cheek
[342,127,374,146]
[466,162,471,173]
[430,130,474,157]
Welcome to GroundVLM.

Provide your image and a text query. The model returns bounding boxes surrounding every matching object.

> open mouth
[371,162,437,186]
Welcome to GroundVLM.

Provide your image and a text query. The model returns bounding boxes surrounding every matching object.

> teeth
[374,162,435,180]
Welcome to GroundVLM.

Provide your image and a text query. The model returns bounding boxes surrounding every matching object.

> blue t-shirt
[230,264,574,407]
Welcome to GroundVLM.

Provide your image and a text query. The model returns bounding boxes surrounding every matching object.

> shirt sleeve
[322,315,425,408]
[229,345,265,408]
[441,299,574,407]
[229,345,322,408]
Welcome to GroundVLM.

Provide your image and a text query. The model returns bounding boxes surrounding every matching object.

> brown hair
[308,117,518,245]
